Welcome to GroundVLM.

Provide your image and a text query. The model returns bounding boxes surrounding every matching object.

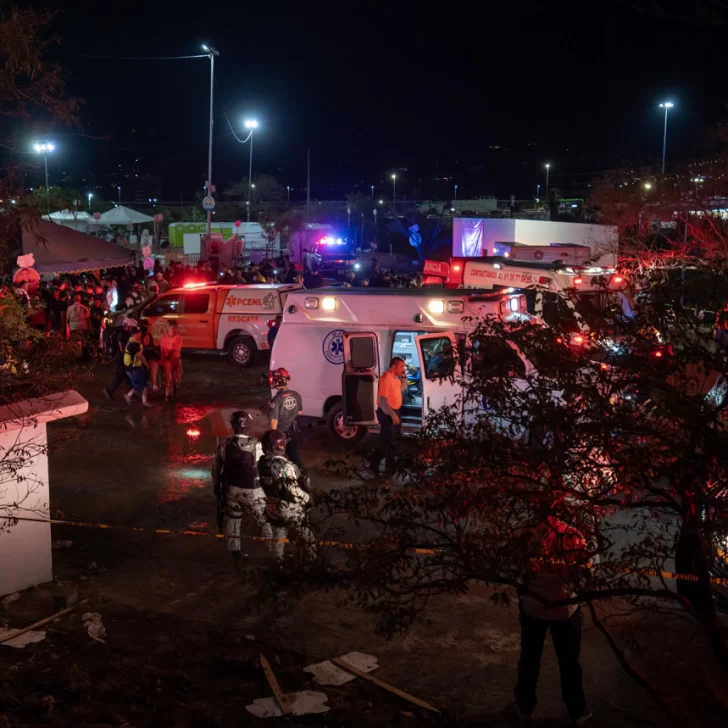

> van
[141,282,301,367]
[270,287,531,443]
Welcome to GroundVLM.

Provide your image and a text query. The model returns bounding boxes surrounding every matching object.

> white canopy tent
[43,209,92,223]
[97,205,154,225]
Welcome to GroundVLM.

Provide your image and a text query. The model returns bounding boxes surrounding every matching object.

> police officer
[268,367,305,470]
[211,410,270,561]
[259,430,315,561]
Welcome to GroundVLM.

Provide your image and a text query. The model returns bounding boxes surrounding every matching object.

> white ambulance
[270,287,532,443]
[141,282,301,367]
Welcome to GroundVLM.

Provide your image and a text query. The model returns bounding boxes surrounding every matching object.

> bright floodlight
[244,119,259,129]
[202,44,209,51]
[391,173,396,179]
[660,101,674,109]
[33,142,54,153]
[545,163,551,169]
[644,182,652,190]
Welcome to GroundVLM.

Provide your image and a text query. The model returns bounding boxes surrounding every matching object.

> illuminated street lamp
[370,184,374,200]
[545,163,551,200]
[287,185,290,204]
[243,118,259,222]
[33,142,55,207]
[391,174,397,214]
[454,183,458,201]
[644,182,652,191]
[87,192,94,210]
[659,101,674,176]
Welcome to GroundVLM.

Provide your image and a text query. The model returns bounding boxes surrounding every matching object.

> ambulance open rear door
[342,332,380,426]
[414,332,461,425]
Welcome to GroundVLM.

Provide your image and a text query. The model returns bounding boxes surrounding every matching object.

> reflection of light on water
[175,405,217,425]
[188,520,209,530]
[158,467,210,503]
[186,427,201,439]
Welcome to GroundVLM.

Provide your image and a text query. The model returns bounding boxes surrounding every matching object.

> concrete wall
[0,391,88,597]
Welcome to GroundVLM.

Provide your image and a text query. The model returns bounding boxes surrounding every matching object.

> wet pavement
[24,354,703,726]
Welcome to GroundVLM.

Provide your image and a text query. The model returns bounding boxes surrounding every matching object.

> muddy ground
[0,355,725,727]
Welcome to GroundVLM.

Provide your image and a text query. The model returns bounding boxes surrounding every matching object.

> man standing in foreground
[211,410,269,562]
[514,515,592,726]
[369,356,407,476]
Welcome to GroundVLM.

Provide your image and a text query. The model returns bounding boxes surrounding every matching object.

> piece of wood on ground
[0,599,89,646]
[260,654,293,714]
[332,656,441,714]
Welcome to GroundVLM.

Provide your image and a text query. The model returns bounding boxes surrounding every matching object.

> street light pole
[117,186,121,205]
[536,183,540,200]
[659,101,674,177]
[545,163,551,200]
[287,185,290,205]
[371,184,374,200]
[391,174,397,214]
[454,183,458,201]
[202,45,219,236]
[33,142,54,209]
[244,119,259,222]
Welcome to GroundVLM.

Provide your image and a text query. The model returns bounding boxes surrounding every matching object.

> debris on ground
[1,593,20,610]
[53,589,79,611]
[245,690,330,718]
[304,652,379,686]
[81,612,107,643]
[332,657,440,714]
[0,628,47,648]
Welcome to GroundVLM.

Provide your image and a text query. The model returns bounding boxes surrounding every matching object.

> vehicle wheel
[227,336,256,368]
[326,401,367,446]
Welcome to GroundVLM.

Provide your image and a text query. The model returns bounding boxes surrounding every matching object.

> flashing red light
[556,337,563,344]
[538,276,551,285]
[452,264,462,272]
[573,335,585,346]
[186,427,201,438]
[183,282,206,289]
[653,350,663,358]
[613,275,624,284]
[573,277,583,285]
[600,363,610,371]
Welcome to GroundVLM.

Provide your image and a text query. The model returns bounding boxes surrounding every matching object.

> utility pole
[202,45,219,236]
[306,148,311,221]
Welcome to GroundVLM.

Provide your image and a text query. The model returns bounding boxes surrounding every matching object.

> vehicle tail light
[653,350,663,358]
[613,275,624,284]
[573,277,583,285]
[573,335,584,345]
[186,427,201,438]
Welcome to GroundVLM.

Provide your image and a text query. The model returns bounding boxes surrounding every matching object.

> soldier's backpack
[222,436,259,489]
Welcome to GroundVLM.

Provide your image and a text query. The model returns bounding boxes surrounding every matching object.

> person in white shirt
[66,294,90,333]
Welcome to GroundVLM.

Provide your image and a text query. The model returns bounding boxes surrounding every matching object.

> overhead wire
[226,114,253,145]
[53,52,209,60]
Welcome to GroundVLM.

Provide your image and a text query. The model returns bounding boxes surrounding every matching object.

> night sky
[26,0,728,202]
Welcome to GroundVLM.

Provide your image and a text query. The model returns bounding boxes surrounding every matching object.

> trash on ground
[332,656,441,714]
[0,628,47,648]
[245,690,330,718]
[304,651,379,686]
[81,612,107,643]
[1,593,20,610]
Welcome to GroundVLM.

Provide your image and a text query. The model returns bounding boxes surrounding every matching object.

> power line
[225,114,253,145]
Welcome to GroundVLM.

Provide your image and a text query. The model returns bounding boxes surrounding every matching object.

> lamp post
[33,142,54,208]
[536,183,540,200]
[371,184,374,200]
[454,183,458,201]
[117,185,121,205]
[659,101,674,177]
[87,192,93,211]
[545,163,551,200]
[287,185,290,205]
[201,45,219,236]
[391,173,397,214]
[243,118,259,222]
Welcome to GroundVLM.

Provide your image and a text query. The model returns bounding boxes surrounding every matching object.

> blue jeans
[126,366,147,394]
[514,607,588,720]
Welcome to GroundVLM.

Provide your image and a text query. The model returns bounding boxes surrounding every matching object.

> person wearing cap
[259,429,315,561]
[211,410,269,561]
[268,367,304,470]
[160,321,183,402]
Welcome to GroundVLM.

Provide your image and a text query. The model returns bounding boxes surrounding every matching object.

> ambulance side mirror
[287,305,297,314]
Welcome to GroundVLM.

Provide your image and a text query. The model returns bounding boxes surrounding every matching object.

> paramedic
[369,356,407,475]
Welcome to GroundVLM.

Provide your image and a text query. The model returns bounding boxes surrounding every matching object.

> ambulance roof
[311,286,504,299]
[168,282,300,293]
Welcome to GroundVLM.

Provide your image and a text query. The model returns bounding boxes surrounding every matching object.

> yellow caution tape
[4,515,728,587]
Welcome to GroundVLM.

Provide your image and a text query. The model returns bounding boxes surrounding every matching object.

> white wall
[0,391,88,597]
[453,218,618,266]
